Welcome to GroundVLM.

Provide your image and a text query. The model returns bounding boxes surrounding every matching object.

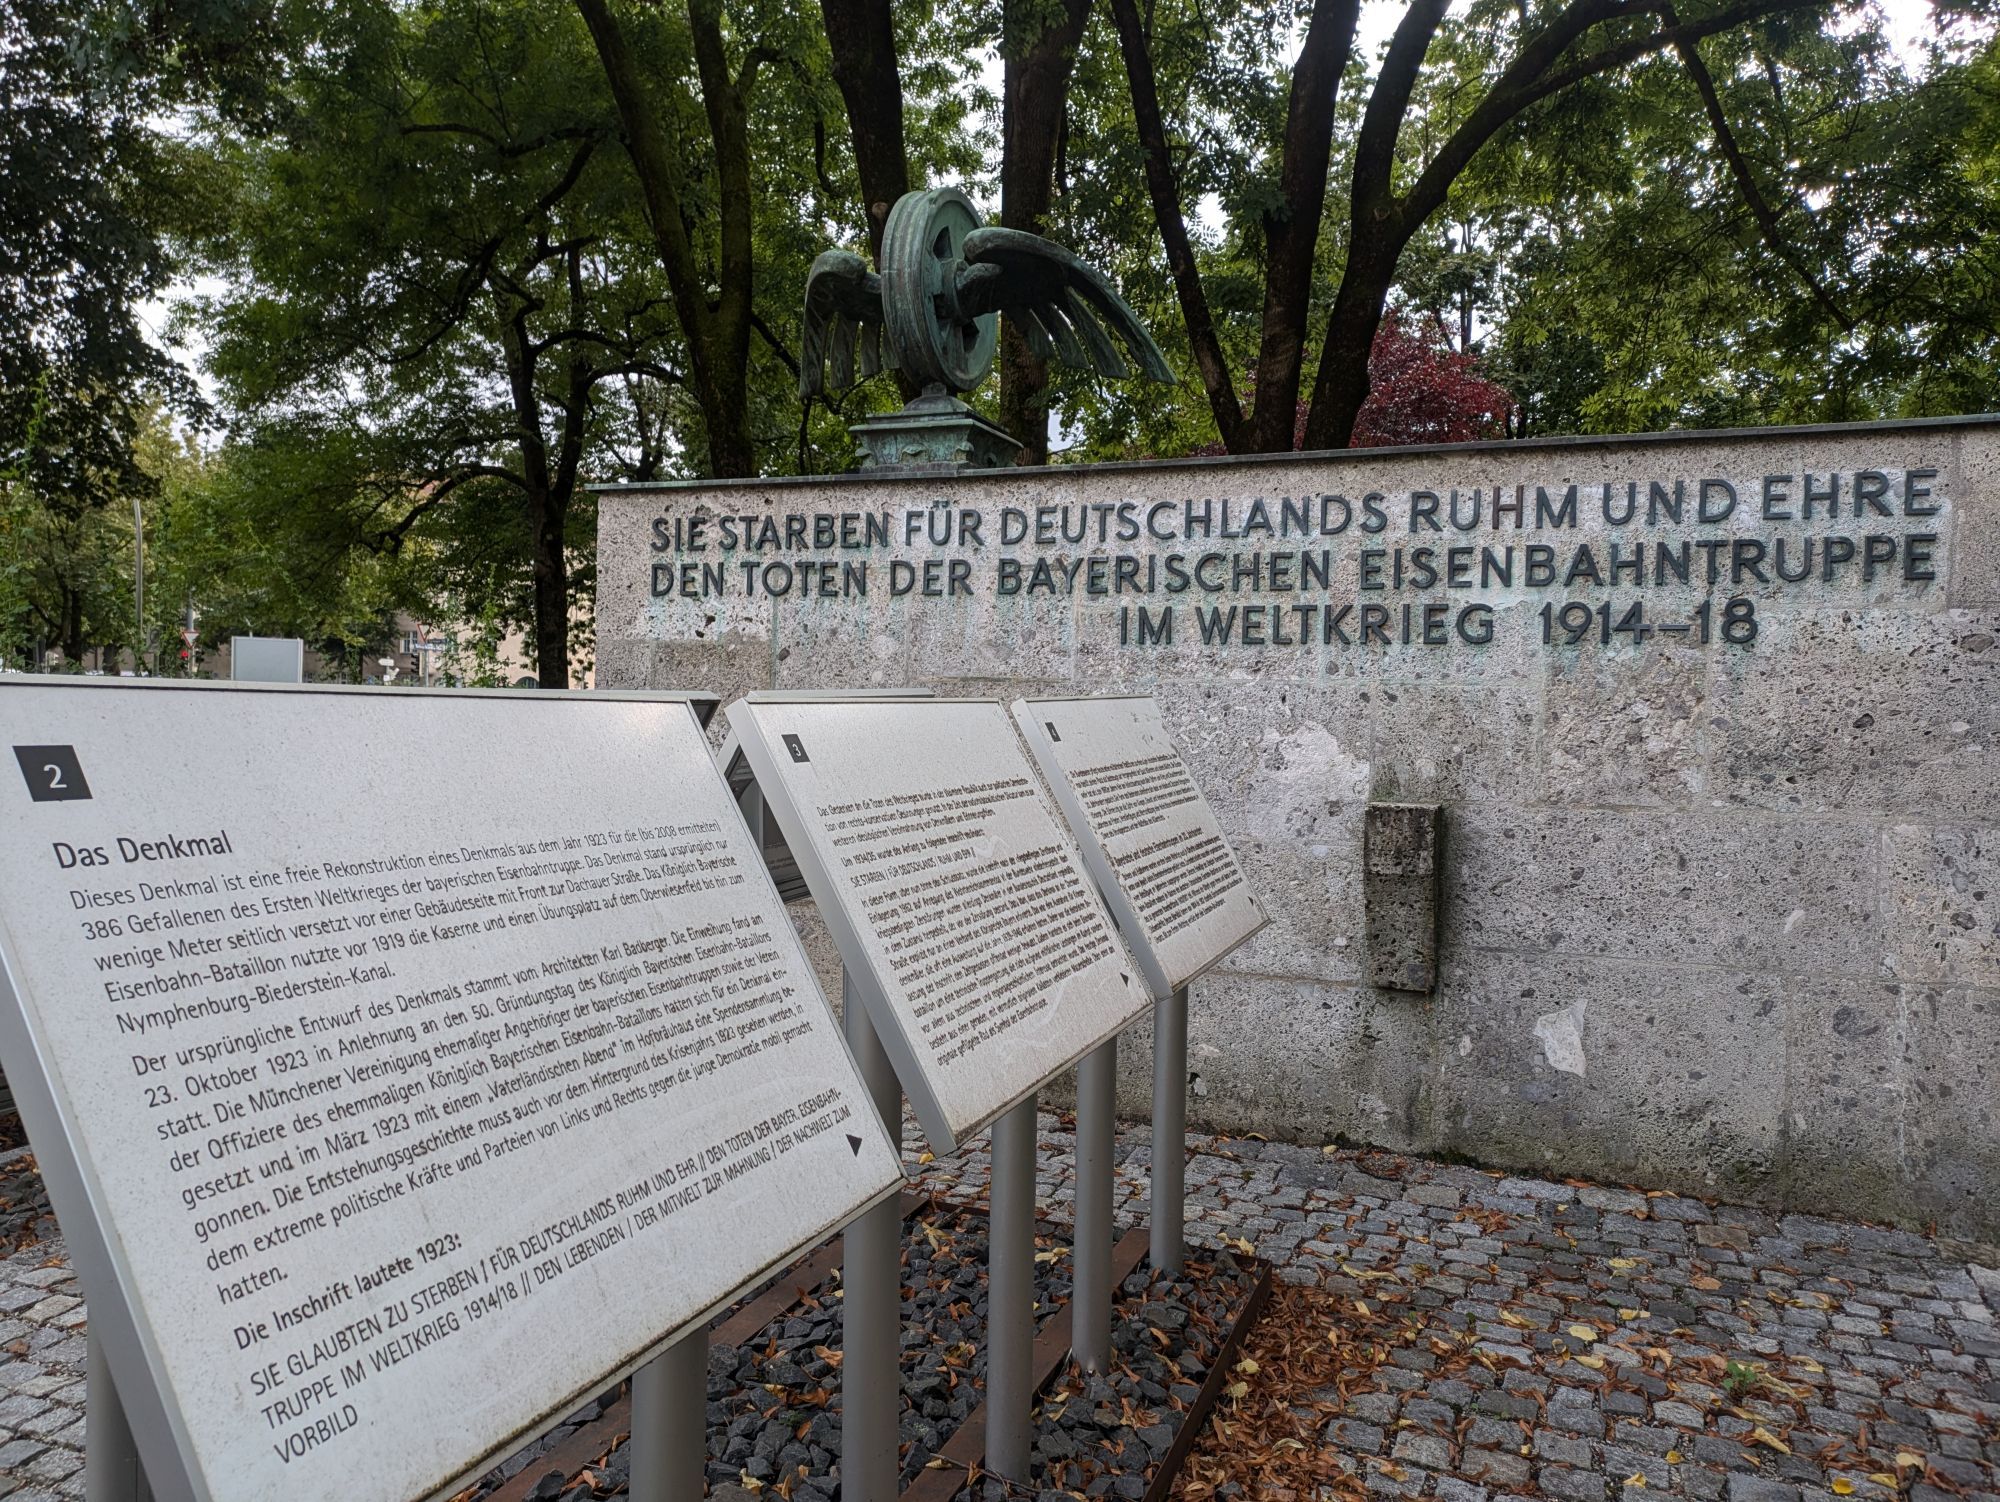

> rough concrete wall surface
[595,417,1999,1240]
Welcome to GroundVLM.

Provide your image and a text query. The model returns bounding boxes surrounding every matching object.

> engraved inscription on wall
[644,463,1946,654]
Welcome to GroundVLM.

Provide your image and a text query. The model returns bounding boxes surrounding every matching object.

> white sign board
[229,636,305,683]
[726,696,1150,1153]
[0,680,902,1502]
[1011,696,1265,998]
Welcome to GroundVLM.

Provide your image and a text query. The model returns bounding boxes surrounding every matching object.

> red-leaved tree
[1349,308,1516,447]
[1193,309,1514,455]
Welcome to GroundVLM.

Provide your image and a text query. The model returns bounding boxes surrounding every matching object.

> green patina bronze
[802,187,1174,469]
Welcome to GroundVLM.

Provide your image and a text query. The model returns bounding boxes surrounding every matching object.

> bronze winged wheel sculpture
[801,186,1174,402]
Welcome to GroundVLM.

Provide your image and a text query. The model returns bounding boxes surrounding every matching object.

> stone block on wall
[1364,803,1441,993]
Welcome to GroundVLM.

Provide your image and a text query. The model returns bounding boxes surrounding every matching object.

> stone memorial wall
[597,416,2000,1240]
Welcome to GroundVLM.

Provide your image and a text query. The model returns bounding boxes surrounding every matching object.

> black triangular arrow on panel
[1121,973,1131,986]
[847,1134,863,1155]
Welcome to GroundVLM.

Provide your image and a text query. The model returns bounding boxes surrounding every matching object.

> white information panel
[0,680,902,1502]
[726,696,1150,1152]
[1011,696,1265,998]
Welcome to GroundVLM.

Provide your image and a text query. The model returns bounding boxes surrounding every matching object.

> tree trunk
[1244,0,1360,453]
[818,0,909,264]
[1301,250,1398,450]
[529,488,570,690]
[693,378,756,480]
[998,0,1093,464]
[496,287,574,688]
[61,589,83,665]
[1106,0,1245,451]
[573,0,758,478]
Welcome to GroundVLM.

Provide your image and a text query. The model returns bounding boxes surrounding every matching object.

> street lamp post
[131,492,145,673]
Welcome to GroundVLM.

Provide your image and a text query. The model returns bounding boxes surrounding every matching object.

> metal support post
[86,1330,150,1502]
[1072,1037,1116,1372]
[1150,985,1188,1278]
[842,969,903,1502]
[628,1330,706,1502]
[986,1092,1038,1481]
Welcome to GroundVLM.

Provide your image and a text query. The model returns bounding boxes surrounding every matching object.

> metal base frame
[1071,1037,1117,1372]
[844,969,906,1502]
[85,1332,151,1502]
[900,1226,1273,1502]
[984,1093,1039,1481]
[1151,985,1188,1277]
[628,1333,706,1502]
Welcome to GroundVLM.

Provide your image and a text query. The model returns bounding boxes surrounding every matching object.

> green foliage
[1723,1359,1767,1399]
[0,1,288,510]
[12,0,1994,667]
[1398,12,2000,435]
[0,403,409,674]
[184,0,687,684]
[1037,0,1999,453]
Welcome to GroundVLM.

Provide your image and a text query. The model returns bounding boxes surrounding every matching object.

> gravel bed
[0,1126,56,1253]
[949,1251,1259,1502]
[482,1196,1078,1501]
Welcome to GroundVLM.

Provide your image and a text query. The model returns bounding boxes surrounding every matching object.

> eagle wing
[800,250,891,398]
[956,228,1174,383]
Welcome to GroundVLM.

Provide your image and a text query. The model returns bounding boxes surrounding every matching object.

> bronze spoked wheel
[880,187,996,393]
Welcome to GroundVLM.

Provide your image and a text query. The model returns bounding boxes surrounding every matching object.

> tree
[994,0,1098,462]
[572,0,769,478]
[1453,17,2000,434]
[1,1,283,520]
[577,0,990,473]
[1108,0,1847,452]
[191,0,683,687]
[0,443,141,668]
[1350,308,1513,446]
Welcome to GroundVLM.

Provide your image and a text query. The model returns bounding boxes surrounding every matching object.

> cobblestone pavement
[0,1139,86,1502]
[912,1117,2000,1502]
[2,1118,1996,1502]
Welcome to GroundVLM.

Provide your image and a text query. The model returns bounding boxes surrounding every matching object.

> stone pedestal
[848,390,1022,471]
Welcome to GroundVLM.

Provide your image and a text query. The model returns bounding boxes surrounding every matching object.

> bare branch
[749,309,800,378]
[1401,0,1829,228]
[1668,13,1853,330]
